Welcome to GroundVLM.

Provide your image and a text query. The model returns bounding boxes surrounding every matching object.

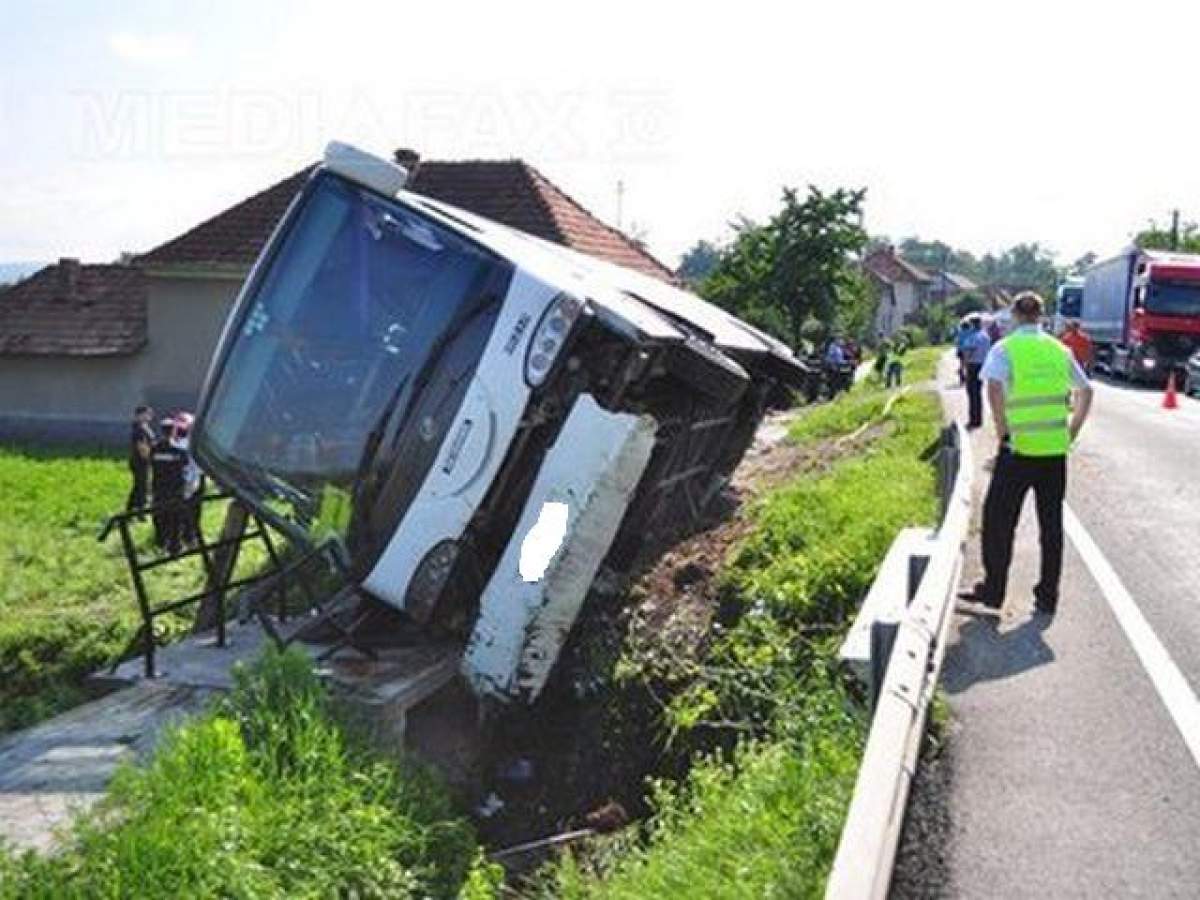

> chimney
[393,147,421,179]
[57,257,81,299]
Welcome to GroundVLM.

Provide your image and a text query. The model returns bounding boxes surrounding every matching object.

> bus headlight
[405,539,459,623]
[525,293,584,387]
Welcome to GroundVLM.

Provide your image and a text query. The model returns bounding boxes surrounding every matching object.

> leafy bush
[899,323,927,349]
[0,647,498,899]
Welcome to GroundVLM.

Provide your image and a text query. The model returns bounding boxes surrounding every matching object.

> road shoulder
[893,353,1200,898]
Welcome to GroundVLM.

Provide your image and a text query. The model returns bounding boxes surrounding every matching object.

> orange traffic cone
[1164,371,1179,410]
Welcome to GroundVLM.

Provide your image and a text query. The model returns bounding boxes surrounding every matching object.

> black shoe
[958,583,1003,610]
[1033,587,1058,617]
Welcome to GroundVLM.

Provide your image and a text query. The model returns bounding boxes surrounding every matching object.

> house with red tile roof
[863,245,934,338]
[0,150,672,443]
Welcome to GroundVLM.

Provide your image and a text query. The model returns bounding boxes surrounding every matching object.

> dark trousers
[152,503,182,553]
[885,360,903,387]
[981,450,1067,609]
[127,462,150,512]
[965,363,984,427]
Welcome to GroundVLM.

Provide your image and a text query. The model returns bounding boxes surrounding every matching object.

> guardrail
[826,421,973,899]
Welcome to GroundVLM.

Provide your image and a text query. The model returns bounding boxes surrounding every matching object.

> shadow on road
[942,613,1055,694]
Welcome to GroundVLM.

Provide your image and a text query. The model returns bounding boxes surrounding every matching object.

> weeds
[0,647,499,899]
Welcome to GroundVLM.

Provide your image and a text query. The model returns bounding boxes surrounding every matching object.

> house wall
[0,355,144,444]
[873,282,925,338]
[0,274,242,446]
[139,275,242,414]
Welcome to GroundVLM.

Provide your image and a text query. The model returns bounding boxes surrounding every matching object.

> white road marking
[1064,503,1200,769]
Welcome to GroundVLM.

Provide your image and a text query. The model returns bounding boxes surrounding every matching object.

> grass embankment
[0,648,500,899]
[541,348,944,898]
[0,445,265,732]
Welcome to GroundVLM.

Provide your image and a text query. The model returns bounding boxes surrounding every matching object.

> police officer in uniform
[127,404,155,513]
[965,292,1094,617]
[961,315,991,429]
[150,416,188,555]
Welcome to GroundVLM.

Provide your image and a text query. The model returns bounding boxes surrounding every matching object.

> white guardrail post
[826,422,973,900]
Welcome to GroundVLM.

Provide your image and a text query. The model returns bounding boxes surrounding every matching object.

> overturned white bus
[192,143,808,706]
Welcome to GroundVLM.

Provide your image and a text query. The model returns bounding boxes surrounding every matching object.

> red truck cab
[1083,249,1200,383]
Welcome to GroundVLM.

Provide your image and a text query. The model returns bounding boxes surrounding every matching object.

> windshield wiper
[387,290,501,445]
[349,290,501,538]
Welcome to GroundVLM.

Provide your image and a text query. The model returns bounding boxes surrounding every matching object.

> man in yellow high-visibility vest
[964,292,1094,618]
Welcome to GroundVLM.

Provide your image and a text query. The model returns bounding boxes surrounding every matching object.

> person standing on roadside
[127,404,155,514]
[886,334,907,387]
[963,292,1094,618]
[1059,319,1094,376]
[962,316,991,429]
[955,320,972,385]
[150,416,188,555]
[173,412,204,547]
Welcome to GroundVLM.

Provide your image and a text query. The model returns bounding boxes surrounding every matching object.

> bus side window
[1134,285,1146,309]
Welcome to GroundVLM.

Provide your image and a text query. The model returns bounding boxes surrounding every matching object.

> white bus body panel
[361,268,557,606]
[462,394,657,702]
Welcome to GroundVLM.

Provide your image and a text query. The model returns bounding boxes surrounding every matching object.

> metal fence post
[869,619,899,712]
[116,518,156,678]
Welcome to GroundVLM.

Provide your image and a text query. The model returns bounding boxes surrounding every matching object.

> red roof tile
[0,261,146,357]
[139,158,673,281]
[864,247,932,285]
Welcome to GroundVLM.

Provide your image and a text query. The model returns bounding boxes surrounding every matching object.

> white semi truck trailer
[191,143,808,706]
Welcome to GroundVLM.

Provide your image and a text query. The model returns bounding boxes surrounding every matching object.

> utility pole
[1170,208,1180,249]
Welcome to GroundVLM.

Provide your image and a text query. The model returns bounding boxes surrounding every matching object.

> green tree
[700,216,790,339]
[952,291,987,317]
[897,237,981,281]
[833,269,878,340]
[677,240,721,286]
[1134,218,1200,252]
[769,186,868,346]
[701,187,867,348]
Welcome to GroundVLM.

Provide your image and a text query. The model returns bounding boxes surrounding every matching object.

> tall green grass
[0,647,501,899]
[541,358,943,897]
[0,445,266,732]
[788,347,944,444]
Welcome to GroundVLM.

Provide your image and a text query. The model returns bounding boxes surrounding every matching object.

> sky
[3,0,1200,270]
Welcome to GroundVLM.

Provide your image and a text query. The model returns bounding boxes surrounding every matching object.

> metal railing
[99,493,300,677]
[826,422,973,899]
[100,492,381,677]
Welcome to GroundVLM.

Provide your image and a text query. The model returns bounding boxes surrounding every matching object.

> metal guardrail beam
[826,422,973,900]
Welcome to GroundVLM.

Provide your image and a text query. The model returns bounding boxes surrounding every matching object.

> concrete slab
[105,617,271,690]
[0,681,213,852]
[104,618,462,719]
[4,616,465,854]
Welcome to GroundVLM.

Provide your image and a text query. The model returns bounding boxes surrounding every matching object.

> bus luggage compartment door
[462,394,657,704]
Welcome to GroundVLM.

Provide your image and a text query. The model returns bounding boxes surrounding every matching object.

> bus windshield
[1147,279,1200,317]
[195,172,508,552]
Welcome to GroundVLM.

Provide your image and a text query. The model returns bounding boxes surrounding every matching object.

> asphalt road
[896,360,1200,899]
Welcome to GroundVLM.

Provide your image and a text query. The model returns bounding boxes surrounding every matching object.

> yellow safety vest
[1004,332,1072,456]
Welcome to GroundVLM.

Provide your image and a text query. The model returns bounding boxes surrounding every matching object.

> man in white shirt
[963,292,1093,618]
